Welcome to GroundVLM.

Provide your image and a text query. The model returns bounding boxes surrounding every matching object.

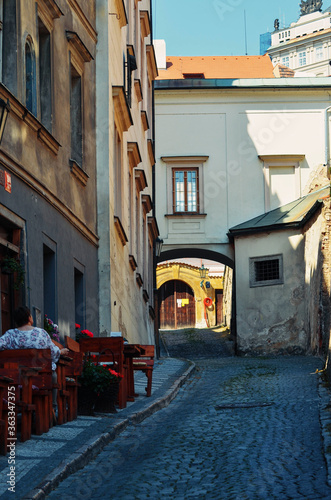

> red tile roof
[157,55,275,80]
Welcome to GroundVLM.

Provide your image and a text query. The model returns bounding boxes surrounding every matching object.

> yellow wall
[157,263,224,328]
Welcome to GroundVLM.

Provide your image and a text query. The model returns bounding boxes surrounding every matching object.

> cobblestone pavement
[46,350,331,499]
[160,326,235,359]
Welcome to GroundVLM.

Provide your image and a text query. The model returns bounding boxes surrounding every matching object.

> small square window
[249,255,284,287]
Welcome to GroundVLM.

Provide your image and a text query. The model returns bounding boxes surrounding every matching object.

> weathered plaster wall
[96,0,156,344]
[235,230,307,355]
[223,266,233,330]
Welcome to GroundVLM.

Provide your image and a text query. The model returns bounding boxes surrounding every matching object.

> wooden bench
[0,349,54,436]
[64,336,83,421]
[79,337,128,409]
[52,339,73,424]
[132,345,155,397]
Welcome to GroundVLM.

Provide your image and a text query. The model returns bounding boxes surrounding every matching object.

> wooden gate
[215,289,224,326]
[159,280,195,330]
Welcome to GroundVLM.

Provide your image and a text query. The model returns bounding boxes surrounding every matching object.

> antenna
[244,10,248,55]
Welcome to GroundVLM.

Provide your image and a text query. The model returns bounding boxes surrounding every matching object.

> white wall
[155,84,330,260]
[234,230,306,354]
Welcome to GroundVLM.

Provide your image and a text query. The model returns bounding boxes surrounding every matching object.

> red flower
[81,329,94,337]
[75,323,81,329]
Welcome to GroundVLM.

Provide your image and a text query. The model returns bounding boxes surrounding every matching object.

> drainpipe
[324,106,331,172]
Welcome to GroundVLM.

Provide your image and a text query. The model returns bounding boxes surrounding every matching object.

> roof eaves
[227,199,324,239]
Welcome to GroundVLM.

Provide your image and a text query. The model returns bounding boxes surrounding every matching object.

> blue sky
[152,0,304,56]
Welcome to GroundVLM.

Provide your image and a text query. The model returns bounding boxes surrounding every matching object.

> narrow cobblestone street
[45,329,331,500]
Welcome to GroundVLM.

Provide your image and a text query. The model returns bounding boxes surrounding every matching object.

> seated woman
[0,306,69,418]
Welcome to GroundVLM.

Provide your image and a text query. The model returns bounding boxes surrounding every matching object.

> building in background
[96,0,158,343]
[154,40,331,357]
[267,1,331,76]
[157,259,224,329]
[0,0,98,338]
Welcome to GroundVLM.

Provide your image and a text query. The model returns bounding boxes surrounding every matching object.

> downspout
[150,0,160,357]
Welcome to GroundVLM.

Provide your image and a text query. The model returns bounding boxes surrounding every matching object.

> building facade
[96,0,158,343]
[157,260,224,329]
[154,48,331,356]
[267,2,331,76]
[0,0,98,338]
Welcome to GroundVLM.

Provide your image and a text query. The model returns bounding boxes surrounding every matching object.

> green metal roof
[228,185,330,238]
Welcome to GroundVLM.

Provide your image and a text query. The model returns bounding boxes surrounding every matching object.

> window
[25,38,37,115]
[173,168,199,213]
[298,51,306,66]
[38,17,52,130]
[70,64,82,166]
[249,255,283,287]
[315,46,323,61]
[114,127,122,218]
[2,0,17,95]
[163,156,208,215]
[74,266,85,329]
[43,243,56,320]
[281,56,289,67]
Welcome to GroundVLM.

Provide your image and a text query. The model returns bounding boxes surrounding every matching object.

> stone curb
[22,360,196,500]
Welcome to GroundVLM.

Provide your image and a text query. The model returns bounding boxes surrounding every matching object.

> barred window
[249,255,283,287]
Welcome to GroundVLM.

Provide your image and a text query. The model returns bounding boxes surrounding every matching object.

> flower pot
[77,386,97,416]
[94,382,120,413]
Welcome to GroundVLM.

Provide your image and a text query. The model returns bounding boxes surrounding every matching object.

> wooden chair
[64,336,83,421]
[79,337,128,409]
[0,349,53,436]
[51,339,72,424]
[132,345,155,397]
[0,364,37,443]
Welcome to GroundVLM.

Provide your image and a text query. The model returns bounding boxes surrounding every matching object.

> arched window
[25,39,36,115]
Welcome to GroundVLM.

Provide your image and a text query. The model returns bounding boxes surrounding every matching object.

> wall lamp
[199,263,208,287]
[0,98,10,144]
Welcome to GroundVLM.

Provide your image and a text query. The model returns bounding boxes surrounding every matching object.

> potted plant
[75,323,94,342]
[1,255,25,290]
[78,356,123,414]
[44,315,61,343]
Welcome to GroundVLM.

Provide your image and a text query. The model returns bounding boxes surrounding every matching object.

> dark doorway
[215,289,224,326]
[159,280,195,329]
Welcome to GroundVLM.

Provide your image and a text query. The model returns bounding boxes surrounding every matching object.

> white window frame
[315,45,323,62]
[298,51,306,66]
[281,55,289,67]
[161,156,208,216]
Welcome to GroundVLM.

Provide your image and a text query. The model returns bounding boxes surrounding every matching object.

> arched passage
[159,279,195,329]
[156,247,235,334]
[158,248,234,269]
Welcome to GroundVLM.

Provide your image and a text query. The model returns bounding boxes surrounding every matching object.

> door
[215,289,224,326]
[159,280,195,329]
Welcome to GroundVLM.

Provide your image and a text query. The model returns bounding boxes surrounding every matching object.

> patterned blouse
[0,327,61,370]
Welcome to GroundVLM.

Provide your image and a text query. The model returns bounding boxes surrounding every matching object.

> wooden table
[124,344,145,401]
